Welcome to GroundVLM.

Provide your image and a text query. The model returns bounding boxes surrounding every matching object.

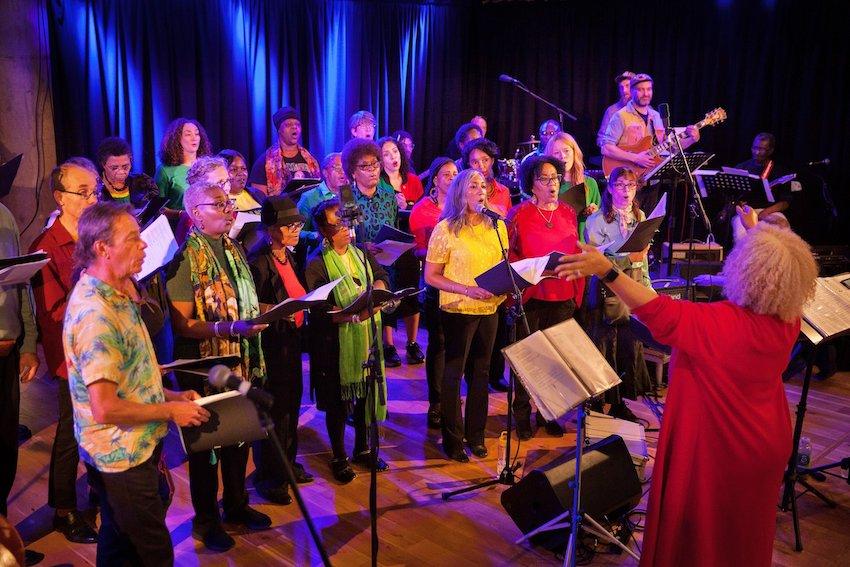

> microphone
[474,203,504,222]
[499,74,520,84]
[659,103,672,131]
[208,364,274,409]
[807,158,830,167]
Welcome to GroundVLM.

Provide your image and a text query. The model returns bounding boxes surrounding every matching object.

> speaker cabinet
[500,435,641,550]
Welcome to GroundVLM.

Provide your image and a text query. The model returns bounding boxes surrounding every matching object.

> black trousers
[49,378,81,510]
[85,444,173,567]
[325,396,368,460]
[512,299,576,422]
[423,286,443,407]
[488,305,509,385]
[253,329,304,489]
[440,311,498,451]
[0,348,20,517]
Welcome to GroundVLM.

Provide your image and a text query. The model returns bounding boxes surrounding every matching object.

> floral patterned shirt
[64,273,167,472]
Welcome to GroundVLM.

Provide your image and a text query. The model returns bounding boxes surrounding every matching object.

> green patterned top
[64,273,167,472]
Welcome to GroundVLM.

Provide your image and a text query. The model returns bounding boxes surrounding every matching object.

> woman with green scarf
[305,198,391,484]
[166,181,270,553]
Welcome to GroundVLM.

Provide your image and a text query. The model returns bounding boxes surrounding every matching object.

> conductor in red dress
[556,222,818,567]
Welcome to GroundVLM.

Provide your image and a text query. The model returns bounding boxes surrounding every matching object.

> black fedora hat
[261,195,306,227]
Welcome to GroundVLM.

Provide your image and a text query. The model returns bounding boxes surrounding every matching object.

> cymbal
[517,137,539,148]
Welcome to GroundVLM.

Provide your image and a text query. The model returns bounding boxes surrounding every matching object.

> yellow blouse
[426,218,507,315]
[233,189,262,212]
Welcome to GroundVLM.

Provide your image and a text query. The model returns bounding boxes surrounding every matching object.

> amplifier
[652,277,691,301]
[812,246,849,277]
[662,241,724,263]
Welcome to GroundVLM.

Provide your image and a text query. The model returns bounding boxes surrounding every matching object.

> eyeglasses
[325,223,349,234]
[284,221,305,231]
[197,200,235,212]
[356,161,381,172]
[58,188,98,200]
[540,129,559,137]
[612,182,638,190]
[213,178,231,190]
[536,175,563,186]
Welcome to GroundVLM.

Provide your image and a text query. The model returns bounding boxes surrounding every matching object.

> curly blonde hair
[722,224,818,322]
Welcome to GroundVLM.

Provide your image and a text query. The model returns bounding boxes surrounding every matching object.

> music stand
[0,154,23,198]
[693,169,773,203]
[642,151,714,185]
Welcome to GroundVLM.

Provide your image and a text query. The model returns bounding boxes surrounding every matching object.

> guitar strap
[648,117,659,145]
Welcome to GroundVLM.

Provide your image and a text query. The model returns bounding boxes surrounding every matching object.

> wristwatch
[601,263,621,283]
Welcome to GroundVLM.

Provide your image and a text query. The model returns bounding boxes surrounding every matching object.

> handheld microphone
[208,364,274,409]
[806,158,830,167]
[474,203,504,222]
[499,74,520,84]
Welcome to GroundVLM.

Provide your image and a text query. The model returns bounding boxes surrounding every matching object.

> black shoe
[257,485,292,505]
[516,419,534,441]
[406,341,425,364]
[194,524,235,552]
[427,405,441,429]
[292,462,314,484]
[610,402,639,423]
[330,457,356,484]
[469,444,488,458]
[384,345,402,368]
[444,446,469,463]
[351,451,389,472]
[489,377,509,392]
[223,506,272,531]
[53,510,98,544]
[24,549,44,566]
[536,411,564,437]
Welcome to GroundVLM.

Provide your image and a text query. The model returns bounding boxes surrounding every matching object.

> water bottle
[497,431,508,472]
[798,436,812,466]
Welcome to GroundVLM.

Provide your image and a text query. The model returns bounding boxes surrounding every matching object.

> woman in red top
[409,157,458,428]
[462,138,512,216]
[556,222,818,567]
[379,136,423,209]
[506,154,584,439]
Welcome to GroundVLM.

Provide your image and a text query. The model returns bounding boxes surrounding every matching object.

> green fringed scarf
[321,243,387,423]
[185,228,266,385]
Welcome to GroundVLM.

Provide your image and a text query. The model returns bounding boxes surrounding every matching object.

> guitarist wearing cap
[600,73,700,173]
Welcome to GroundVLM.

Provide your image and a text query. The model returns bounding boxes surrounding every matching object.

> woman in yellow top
[424,169,507,462]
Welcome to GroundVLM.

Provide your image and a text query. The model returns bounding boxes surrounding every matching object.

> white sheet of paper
[542,319,621,397]
[229,212,262,239]
[373,240,416,266]
[0,258,50,286]
[138,215,179,280]
[510,255,552,285]
[803,273,850,339]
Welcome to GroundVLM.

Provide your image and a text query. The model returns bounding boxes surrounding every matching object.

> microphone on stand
[208,364,274,409]
[474,203,504,222]
[806,158,830,167]
[659,103,673,135]
[499,74,521,85]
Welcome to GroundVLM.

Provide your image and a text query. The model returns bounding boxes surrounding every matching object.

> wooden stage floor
[8,330,850,566]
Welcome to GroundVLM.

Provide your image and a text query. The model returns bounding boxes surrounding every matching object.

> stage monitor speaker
[500,435,641,551]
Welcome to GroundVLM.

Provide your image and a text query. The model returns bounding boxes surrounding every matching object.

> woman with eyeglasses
[424,169,507,462]
[340,139,410,367]
[409,157,458,429]
[305,198,391,484]
[506,155,585,440]
[94,136,159,208]
[544,132,601,241]
[155,118,213,214]
[165,181,270,552]
[583,167,652,422]
[246,196,313,505]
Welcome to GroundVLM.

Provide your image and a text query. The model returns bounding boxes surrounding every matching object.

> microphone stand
[442,213,530,500]
[670,119,713,299]
[504,78,578,128]
[350,220,385,567]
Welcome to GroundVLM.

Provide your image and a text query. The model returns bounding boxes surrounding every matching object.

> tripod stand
[779,334,846,552]
[442,220,530,500]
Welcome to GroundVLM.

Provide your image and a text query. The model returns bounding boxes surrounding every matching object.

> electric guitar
[602,107,727,180]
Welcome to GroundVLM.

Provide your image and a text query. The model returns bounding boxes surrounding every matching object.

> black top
[734,158,793,208]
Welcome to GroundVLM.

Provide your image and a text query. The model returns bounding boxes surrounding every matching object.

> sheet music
[542,319,621,396]
[250,277,344,324]
[372,240,417,266]
[228,212,261,239]
[502,330,590,421]
[802,273,850,339]
[0,258,50,286]
[160,355,240,371]
[138,215,179,280]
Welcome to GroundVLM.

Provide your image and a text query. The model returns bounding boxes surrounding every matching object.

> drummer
[520,119,562,166]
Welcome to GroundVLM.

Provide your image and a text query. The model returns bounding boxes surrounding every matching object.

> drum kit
[496,135,540,193]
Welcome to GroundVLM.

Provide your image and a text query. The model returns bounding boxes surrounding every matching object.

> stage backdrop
[46,0,849,243]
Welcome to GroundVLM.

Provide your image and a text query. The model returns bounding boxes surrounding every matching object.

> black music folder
[327,287,423,316]
[474,252,563,296]
[179,391,267,453]
[0,154,22,198]
[559,182,586,214]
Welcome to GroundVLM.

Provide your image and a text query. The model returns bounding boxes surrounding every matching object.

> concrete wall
[0,0,57,250]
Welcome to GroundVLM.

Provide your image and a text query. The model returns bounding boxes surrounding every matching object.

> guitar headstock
[700,107,727,128]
